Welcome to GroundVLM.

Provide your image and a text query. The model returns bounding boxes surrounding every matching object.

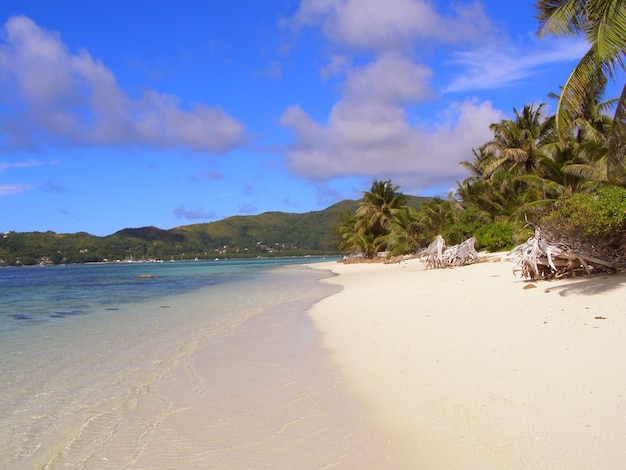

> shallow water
[0,259,399,468]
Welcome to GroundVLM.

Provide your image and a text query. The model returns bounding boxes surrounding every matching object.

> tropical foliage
[338,2,625,259]
[337,181,429,257]
[340,91,622,257]
[534,0,626,184]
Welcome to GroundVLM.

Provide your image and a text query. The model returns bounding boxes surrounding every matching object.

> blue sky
[0,0,610,236]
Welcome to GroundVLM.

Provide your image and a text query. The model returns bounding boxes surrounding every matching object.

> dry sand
[308,255,626,469]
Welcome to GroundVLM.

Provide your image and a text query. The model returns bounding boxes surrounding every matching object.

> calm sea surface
[0,258,394,469]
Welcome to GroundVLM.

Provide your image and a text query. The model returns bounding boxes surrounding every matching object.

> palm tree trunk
[608,82,626,185]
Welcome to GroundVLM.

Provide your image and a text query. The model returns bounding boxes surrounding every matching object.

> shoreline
[76,264,401,468]
[307,256,626,469]
[1,262,382,468]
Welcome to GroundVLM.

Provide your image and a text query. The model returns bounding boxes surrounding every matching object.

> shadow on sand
[548,271,626,297]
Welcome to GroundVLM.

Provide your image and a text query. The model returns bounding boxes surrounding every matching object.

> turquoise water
[0,258,392,468]
[0,259,319,327]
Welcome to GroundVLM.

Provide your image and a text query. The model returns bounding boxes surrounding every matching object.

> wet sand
[73,267,408,469]
[308,256,626,469]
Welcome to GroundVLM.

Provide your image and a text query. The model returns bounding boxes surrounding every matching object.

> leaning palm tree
[535,0,626,184]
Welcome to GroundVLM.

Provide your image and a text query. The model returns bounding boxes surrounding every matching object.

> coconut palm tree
[382,206,422,255]
[354,179,407,245]
[458,104,555,222]
[337,179,409,257]
[484,103,555,177]
[535,0,626,184]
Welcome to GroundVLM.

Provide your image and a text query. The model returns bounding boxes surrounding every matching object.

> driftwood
[444,236,479,267]
[510,228,617,280]
[421,235,446,269]
[420,235,478,269]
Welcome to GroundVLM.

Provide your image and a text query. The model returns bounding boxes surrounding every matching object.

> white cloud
[289,0,494,50]
[0,16,246,153]
[279,0,507,193]
[281,96,504,187]
[320,54,349,79]
[0,183,35,195]
[280,53,436,178]
[342,52,434,104]
[0,159,46,172]
[443,36,589,93]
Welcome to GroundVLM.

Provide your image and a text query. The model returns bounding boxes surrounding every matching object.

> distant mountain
[0,196,431,265]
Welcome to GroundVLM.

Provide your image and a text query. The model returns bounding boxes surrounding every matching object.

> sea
[0,258,398,469]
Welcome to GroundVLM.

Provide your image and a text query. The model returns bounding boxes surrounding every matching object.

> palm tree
[484,103,555,177]
[459,104,555,221]
[354,179,407,245]
[382,206,422,255]
[417,197,457,243]
[535,0,626,184]
[337,180,409,257]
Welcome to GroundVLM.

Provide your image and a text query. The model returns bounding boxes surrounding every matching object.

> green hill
[0,196,431,265]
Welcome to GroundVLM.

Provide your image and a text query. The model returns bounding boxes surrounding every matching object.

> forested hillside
[0,196,431,265]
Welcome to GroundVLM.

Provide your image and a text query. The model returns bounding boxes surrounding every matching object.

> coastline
[307,256,626,469]
[1,261,394,468]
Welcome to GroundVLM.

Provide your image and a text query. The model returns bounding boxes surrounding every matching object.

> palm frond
[562,162,607,181]
[555,48,600,137]
[607,82,626,184]
[535,0,588,37]
[587,0,626,72]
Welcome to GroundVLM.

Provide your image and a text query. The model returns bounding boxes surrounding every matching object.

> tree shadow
[548,272,626,297]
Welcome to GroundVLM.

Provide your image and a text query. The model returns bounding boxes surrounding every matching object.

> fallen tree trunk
[509,228,618,280]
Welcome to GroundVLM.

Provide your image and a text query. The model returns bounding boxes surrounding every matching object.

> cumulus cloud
[280,53,436,178]
[281,98,503,188]
[173,205,216,220]
[289,0,493,50]
[280,1,504,193]
[0,16,246,153]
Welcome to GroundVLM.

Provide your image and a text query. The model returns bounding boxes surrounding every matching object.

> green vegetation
[337,181,431,257]
[540,186,626,238]
[535,0,626,184]
[0,200,431,266]
[338,89,624,257]
[338,2,625,259]
[0,196,432,266]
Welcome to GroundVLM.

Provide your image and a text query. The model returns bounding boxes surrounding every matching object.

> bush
[541,186,626,238]
[474,222,516,252]
[442,207,488,245]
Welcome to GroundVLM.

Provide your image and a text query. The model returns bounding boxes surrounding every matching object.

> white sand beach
[308,256,626,469]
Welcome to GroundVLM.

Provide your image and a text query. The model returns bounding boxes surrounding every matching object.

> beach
[307,256,626,469]
[0,260,405,469]
[2,257,626,468]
